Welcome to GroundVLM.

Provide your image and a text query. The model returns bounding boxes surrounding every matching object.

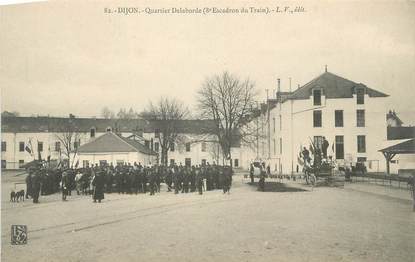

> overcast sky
[1,0,414,124]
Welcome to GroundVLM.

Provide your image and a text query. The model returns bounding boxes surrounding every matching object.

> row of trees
[58,72,259,167]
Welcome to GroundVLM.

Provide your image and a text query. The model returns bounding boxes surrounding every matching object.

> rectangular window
[279,138,282,154]
[335,110,343,127]
[357,110,365,127]
[38,142,43,152]
[154,142,159,152]
[170,159,175,166]
[144,140,150,148]
[186,142,191,152]
[99,160,108,166]
[273,118,276,133]
[1,141,6,152]
[55,141,61,152]
[90,128,95,138]
[313,89,322,106]
[155,128,160,138]
[357,135,366,153]
[82,160,89,168]
[313,110,322,127]
[1,160,6,169]
[19,142,25,152]
[356,88,365,104]
[279,115,282,131]
[313,136,324,150]
[234,159,239,167]
[201,142,206,152]
[185,158,191,167]
[74,141,80,149]
[170,142,175,152]
[150,138,154,151]
[273,139,276,155]
[335,136,344,160]
[19,160,24,168]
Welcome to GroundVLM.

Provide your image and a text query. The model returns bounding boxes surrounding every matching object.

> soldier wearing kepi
[195,166,204,195]
[92,170,105,203]
[25,168,33,199]
[61,170,70,201]
[31,166,42,203]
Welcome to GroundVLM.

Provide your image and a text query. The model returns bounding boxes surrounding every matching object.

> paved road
[2,173,415,262]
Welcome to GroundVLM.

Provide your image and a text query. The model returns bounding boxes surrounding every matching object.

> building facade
[244,71,390,174]
[1,117,241,169]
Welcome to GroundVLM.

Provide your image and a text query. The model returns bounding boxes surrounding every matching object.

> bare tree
[141,97,189,166]
[55,118,83,168]
[197,72,258,166]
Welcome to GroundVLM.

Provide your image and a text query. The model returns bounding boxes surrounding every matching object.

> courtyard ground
[2,170,415,262]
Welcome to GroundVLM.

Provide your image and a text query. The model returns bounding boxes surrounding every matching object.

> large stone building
[1,116,243,169]
[244,70,390,174]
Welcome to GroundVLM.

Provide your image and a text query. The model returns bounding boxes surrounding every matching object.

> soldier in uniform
[25,169,33,199]
[148,166,156,195]
[190,166,196,192]
[258,164,266,192]
[165,166,173,192]
[31,167,42,203]
[195,166,204,195]
[92,170,105,203]
[222,166,233,194]
[61,170,70,201]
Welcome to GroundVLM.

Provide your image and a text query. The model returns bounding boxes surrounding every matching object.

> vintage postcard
[1,0,414,261]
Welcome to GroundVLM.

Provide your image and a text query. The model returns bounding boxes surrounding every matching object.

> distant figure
[61,171,70,201]
[25,171,33,199]
[249,164,255,183]
[31,171,41,204]
[92,171,105,203]
[302,147,310,163]
[258,166,266,192]
[322,137,329,159]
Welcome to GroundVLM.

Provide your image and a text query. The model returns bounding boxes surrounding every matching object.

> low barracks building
[1,116,243,169]
[245,70,390,174]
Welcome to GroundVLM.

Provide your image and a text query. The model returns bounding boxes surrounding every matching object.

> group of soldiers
[24,162,234,203]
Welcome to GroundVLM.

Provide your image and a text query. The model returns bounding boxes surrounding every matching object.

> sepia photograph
[1,0,414,261]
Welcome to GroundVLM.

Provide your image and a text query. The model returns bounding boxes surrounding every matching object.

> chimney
[276,78,281,102]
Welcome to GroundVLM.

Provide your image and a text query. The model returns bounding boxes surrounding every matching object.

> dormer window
[90,127,96,138]
[356,88,365,104]
[313,89,322,106]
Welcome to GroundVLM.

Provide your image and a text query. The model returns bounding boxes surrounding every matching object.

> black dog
[16,190,25,202]
[10,190,25,202]
[10,191,16,202]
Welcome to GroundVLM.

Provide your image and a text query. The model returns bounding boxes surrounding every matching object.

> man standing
[61,170,70,201]
[322,137,329,159]
[25,168,33,199]
[31,168,42,203]
[195,166,203,195]
[92,171,105,203]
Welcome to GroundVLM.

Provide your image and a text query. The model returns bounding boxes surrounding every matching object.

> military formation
[24,162,234,204]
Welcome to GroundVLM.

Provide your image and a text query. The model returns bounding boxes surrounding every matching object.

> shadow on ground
[247,181,308,192]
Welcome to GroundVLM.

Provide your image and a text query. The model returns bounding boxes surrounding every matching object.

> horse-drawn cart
[303,161,335,186]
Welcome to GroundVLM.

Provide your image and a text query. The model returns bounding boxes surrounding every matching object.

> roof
[387,126,415,140]
[386,110,403,126]
[286,71,388,101]
[77,132,157,155]
[379,138,415,154]
[1,116,216,134]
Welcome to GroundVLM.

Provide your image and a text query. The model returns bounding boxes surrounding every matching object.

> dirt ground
[2,171,415,262]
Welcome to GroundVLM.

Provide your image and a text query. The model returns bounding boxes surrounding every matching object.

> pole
[290,77,294,176]
[266,89,270,161]
[256,101,259,159]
